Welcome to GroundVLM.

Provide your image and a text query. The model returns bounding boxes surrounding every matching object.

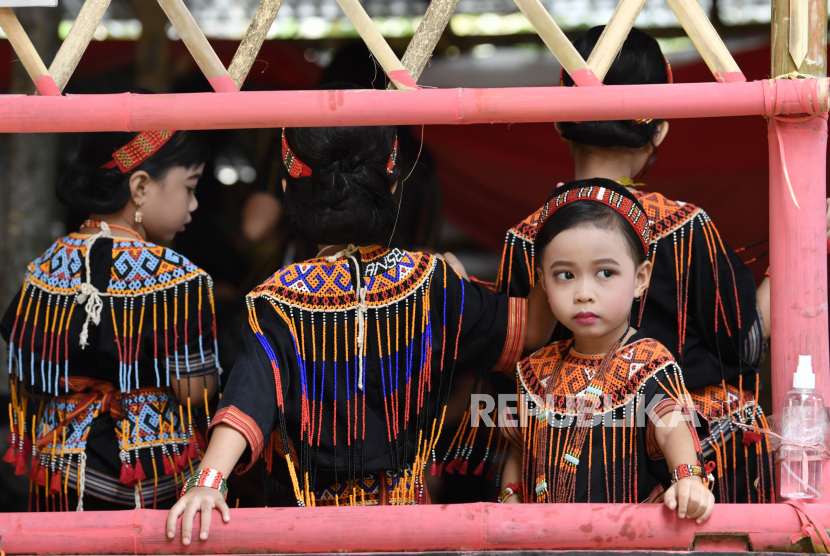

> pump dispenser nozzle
[793,355,816,389]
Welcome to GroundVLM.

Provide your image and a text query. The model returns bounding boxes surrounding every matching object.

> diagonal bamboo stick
[335,0,418,90]
[156,0,238,92]
[0,7,60,95]
[228,0,283,89]
[586,0,647,82]
[49,0,110,92]
[389,0,459,89]
[512,0,601,86]
[665,0,745,83]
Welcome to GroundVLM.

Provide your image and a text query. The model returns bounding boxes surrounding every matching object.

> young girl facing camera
[500,179,714,522]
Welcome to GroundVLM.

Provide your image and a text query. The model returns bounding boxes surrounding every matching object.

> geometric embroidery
[314,469,422,506]
[253,246,436,311]
[37,394,102,456]
[518,338,675,415]
[633,191,701,243]
[119,388,189,452]
[27,233,205,297]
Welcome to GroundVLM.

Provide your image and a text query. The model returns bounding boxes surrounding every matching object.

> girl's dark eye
[597,270,614,279]
[555,271,574,280]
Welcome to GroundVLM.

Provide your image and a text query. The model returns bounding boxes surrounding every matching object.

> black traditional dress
[212,246,527,506]
[504,332,705,503]
[497,188,774,503]
[1,229,219,510]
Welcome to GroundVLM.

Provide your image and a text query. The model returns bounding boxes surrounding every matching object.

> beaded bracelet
[498,482,521,503]
[182,468,229,500]
[671,462,715,490]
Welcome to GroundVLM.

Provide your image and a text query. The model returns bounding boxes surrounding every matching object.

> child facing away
[499,179,715,522]
[166,123,556,544]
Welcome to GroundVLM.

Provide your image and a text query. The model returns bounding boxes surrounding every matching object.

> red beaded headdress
[538,182,651,253]
[281,128,399,179]
[101,130,177,173]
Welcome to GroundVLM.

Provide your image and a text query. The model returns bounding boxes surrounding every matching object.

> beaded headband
[101,130,177,173]
[559,56,673,126]
[281,128,398,179]
[538,182,651,253]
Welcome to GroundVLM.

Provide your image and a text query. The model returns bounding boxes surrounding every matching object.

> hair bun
[56,161,131,215]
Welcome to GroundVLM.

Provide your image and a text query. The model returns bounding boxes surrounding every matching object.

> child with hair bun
[2,129,218,511]
[167,124,555,544]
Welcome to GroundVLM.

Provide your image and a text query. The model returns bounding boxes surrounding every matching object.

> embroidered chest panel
[27,234,206,297]
[518,338,675,414]
[633,192,702,242]
[251,248,436,311]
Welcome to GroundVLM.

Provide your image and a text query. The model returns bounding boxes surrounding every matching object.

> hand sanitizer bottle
[780,355,824,499]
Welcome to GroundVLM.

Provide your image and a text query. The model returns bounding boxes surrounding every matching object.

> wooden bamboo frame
[586,0,647,81]
[0,7,59,95]
[391,0,460,89]
[334,0,417,90]
[48,0,110,92]
[664,0,745,82]
[512,0,601,86]
[228,0,283,89]
[156,0,237,92]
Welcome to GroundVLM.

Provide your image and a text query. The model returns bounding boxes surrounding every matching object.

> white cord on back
[77,222,112,348]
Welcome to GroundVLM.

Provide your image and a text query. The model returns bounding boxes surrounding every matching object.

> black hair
[534,178,648,267]
[56,130,210,214]
[560,26,669,148]
[282,85,401,246]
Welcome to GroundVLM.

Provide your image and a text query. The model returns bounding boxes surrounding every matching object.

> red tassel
[133,458,147,482]
[742,431,763,445]
[49,469,62,494]
[473,460,485,476]
[187,438,199,459]
[119,461,134,485]
[486,466,496,480]
[175,450,188,472]
[14,452,28,475]
[445,458,459,474]
[458,459,469,475]
[435,461,445,476]
[35,465,47,487]
[430,460,437,476]
[3,445,16,464]
[163,454,175,475]
[29,460,40,482]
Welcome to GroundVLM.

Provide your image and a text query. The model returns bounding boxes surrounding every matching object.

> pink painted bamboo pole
[768,115,830,496]
[0,78,825,132]
[0,502,824,554]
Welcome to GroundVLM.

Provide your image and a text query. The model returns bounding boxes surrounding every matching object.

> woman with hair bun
[496,27,773,504]
[166,124,555,544]
[2,129,219,511]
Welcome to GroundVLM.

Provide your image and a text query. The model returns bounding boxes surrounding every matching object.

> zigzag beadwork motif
[508,206,546,243]
[518,338,676,415]
[26,233,206,297]
[251,247,437,311]
[633,191,701,242]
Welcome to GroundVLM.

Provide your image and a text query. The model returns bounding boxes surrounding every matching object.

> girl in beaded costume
[167,123,555,545]
[499,179,715,522]
[1,130,219,511]
[496,27,772,504]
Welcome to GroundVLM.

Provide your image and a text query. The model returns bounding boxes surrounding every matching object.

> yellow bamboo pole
[512,0,601,86]
[49,0,111,92]
[788,0,809,68]
[228,0,283,89]
[0,8,60,95]
[586,0,647,82]
[156,0,237,92]
[664,0,745,82]
[335,0,418,90]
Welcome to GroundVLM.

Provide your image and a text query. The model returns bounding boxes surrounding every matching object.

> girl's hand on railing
[166,486,230,545]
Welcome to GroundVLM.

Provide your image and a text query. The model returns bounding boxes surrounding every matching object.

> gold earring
[134,202,143,224]
[634,294,642,301]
